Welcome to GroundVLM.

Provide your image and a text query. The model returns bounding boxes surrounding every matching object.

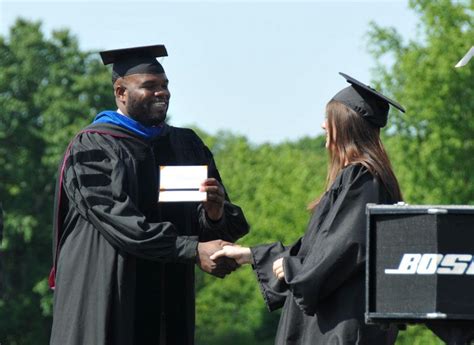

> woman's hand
[272,258,285,281]
[210,245,253,265]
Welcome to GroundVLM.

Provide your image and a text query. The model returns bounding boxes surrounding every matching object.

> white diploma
[455,46,474,68]
[158,165,207,202]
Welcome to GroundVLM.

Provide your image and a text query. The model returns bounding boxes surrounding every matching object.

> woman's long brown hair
[309,100,402,210]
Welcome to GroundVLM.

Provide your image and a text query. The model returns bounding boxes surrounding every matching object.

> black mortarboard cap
[331,72,405,128]
[99,44,168,83]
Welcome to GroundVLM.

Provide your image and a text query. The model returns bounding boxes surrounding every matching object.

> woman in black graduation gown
[211,73,405,345]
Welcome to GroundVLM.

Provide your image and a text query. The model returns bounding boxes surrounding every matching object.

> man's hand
[273,258,285,281]
[197,240,239,278]
[200,178,225,221]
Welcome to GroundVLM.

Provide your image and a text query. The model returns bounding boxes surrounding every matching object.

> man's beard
[126,96,167,127]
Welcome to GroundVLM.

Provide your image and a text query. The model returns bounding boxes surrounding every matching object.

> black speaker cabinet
[365,204,474,324]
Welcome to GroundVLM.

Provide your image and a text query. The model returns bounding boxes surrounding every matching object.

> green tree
[368,0,474,205]
[367,0,473,343]
[0,19,113,344]
[194,132,328,345]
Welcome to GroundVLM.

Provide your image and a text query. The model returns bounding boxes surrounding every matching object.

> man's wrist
[175,236,199,262]
[205,208,225,225]
[195,242,200,263]
[206,208,224,222]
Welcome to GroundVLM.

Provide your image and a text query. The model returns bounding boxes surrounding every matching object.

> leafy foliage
[368,0,474,205]
[0,19,114,344]
[194,132,327,344]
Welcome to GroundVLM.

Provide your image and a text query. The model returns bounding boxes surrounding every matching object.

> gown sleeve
[282,166,381,315]
[62,131,198,262]
[197,143,250,242]
[250,239,302,311]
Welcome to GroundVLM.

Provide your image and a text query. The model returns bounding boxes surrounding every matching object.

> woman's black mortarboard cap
[331,72,405,128]
[99,44,168,83]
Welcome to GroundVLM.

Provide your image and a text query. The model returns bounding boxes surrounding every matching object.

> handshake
[195,240,253,278]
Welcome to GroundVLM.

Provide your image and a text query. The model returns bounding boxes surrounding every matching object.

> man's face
[119,73,170,126]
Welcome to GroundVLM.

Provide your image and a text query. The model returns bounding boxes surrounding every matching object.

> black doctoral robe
[251,164,398,345]
[49,122,249,345]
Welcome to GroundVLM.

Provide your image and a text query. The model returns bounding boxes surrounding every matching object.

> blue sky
[1,1,418,144]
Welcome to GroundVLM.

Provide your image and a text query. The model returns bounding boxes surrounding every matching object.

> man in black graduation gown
[49,45,249,345]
